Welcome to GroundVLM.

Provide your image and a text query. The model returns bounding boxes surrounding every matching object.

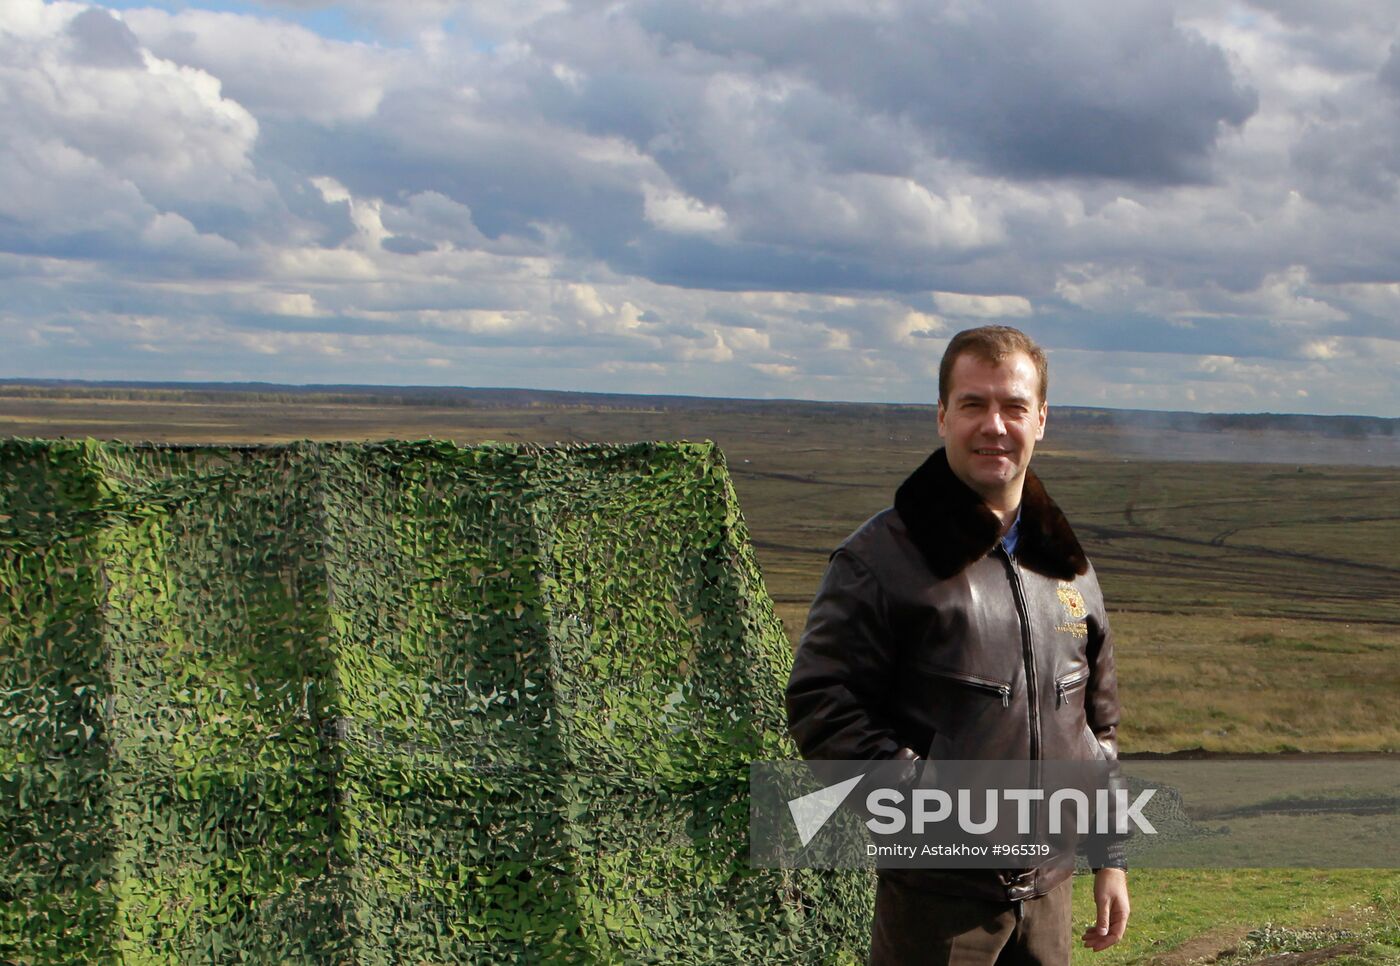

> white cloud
[1053,265,1148,311]
[751,362,798,379]
[642,184,729,234]
[239,290,323,317]
[1252,267,1347,324]
[0,1,274,269]
[140,211,242,259]
[1299,338,1339,360]
[125,8,404,124]
[1196,354,1240,374]
[932,292,1033,319]
[898,310,945,341]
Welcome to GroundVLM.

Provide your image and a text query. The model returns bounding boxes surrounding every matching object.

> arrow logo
[787,773,865,846]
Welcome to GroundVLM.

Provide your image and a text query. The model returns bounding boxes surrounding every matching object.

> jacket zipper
[1001,546,1042,890]
[999,546,1041,760]
[925,667,1012,707]
[1055,668,1090,706]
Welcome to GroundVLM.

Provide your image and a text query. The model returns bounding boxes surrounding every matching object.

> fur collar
[893,448,1088,581]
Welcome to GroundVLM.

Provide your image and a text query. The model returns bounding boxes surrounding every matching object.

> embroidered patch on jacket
[1056,582,1088,638]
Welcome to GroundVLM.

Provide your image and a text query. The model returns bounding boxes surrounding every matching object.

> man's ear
[1035,401,1047,441]
[937,401,947,439]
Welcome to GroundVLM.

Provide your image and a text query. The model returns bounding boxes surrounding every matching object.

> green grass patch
[1070,870,1400,965]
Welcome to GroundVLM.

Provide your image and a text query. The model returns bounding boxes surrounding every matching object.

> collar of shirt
[1000,507,1023,556]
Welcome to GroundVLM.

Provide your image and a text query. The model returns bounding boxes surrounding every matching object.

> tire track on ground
[1077,523,1400,575]
[731,468,882,488]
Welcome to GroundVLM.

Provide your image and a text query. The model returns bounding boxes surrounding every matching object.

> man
[786,325,1129,965]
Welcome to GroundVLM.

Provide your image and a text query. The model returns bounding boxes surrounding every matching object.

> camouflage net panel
[0,439,869,964]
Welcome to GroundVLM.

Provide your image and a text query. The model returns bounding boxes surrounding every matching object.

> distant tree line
[2,381,1394,437]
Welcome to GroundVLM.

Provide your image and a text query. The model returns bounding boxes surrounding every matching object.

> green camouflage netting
[0,439,870,964]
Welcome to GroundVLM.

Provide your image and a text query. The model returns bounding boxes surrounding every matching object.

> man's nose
[982,410,1007,435]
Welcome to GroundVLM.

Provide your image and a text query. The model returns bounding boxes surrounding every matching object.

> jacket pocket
[922,666,1012,708]
[1054,667,1090,707]
[911,665,1014,757]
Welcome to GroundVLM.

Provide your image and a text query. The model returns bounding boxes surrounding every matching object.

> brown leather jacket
[785,448,1123,901]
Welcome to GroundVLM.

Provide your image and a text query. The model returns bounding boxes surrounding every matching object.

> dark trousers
[869,877,1073,966]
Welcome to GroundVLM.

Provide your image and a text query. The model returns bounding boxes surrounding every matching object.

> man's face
[937,350,1047,511]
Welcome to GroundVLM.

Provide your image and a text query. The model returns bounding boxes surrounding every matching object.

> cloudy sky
[4,0,1400,415]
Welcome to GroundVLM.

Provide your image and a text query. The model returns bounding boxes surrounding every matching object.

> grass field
[2,383,1397,963]
[1070,870,1400,965]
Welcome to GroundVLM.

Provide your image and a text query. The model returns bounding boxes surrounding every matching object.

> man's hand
[1081,868,1129,952]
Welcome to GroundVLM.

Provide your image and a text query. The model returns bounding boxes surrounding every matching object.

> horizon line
[1,376,1395,424]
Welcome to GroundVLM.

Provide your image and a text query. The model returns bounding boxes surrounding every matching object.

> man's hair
[938,325,1048,405]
